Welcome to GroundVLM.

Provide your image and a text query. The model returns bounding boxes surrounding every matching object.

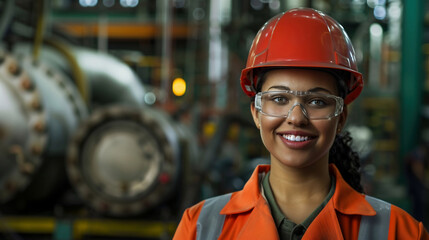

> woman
[173,8,429,239]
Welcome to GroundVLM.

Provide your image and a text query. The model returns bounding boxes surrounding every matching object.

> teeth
[283,134,309,142]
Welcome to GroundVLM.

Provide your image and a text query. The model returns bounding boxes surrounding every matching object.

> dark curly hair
[253,67,364,193]
[329,131,363,193]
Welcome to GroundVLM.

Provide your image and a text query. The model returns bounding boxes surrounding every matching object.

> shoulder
[181,199,206,221]
[362,195,429,239]
[389,203,420,226]
[365,195,419,226]
[364,196,429,240]
[388,204,429,239]
[178,193,234,223]
[173,193,234,240]
[173,200,205,240]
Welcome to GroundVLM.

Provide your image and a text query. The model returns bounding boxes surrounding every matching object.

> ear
[338,106,348,132]
[250,103,260,129]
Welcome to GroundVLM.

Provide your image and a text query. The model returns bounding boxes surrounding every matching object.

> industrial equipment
[0,50,88,211]
[67,105,196,216]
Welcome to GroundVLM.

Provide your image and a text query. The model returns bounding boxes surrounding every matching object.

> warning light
[172,78,186,96]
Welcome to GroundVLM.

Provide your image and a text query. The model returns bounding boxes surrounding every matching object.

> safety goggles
[255,90,344,120]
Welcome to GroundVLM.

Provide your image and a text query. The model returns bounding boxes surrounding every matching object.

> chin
[273,152,329,169]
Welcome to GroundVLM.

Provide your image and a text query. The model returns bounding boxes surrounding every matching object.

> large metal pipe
[69,46,147,108]
[0,51,88,208]
[13,42,147,108]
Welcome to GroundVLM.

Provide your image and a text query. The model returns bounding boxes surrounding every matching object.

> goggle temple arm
[255,93,262,111]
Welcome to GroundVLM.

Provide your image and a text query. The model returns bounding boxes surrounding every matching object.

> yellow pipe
[0,216,176,239]
[73,219,176,239]
[32,0,89,103]
[33,0,46,61]
[44,38,89,103]
[0,216,55,234]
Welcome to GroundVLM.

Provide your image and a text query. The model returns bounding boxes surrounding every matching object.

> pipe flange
[39,59,87,120]
[67,106,181,216]
[16,55,89,156]
[19,55,88,121]
[0,54,47,203]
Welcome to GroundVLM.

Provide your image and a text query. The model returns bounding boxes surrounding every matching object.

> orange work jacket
[174,164,429,240]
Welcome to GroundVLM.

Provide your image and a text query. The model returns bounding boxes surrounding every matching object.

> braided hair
[253,68,364,193]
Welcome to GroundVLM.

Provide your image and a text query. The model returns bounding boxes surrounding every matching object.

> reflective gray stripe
[358,195,391,240]
[196,193,232,240]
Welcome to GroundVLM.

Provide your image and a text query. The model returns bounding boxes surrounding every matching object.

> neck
[269,158,331,204]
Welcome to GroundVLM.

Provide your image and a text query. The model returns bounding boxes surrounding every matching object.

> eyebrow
[267,85,334,94]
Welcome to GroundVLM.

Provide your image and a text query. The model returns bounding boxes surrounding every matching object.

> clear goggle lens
[255,90,344,120]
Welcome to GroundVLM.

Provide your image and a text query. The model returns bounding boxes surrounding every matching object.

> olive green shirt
[262,172,336,240]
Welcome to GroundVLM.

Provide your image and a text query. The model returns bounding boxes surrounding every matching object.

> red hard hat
[240,8,363,104]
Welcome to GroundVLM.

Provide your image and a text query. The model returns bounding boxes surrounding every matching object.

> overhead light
[374,6,386,20]
[172,78,186,97]
[80,0,98,7]
[120,0,139,8]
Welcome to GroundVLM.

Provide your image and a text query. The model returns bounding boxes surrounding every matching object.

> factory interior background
[0,0,428,239]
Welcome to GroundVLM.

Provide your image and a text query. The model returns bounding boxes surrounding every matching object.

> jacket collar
[221,165,269,214]
[329,164,376,216]
[221,164,376,216]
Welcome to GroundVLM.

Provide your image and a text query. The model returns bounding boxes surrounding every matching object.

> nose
[286,103,309,126]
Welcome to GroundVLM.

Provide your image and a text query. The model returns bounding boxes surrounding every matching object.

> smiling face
[251,68,347,169]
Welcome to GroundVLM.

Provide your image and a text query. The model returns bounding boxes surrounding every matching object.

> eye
[308,98,328,107]
[270,95,289,104]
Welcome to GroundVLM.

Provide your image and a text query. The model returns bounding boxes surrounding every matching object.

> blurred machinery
[0,51,88,210]
[0,15,199,214]
[66,105,196,216]
[13,43,148,108]
[0,49,199,238]
[0,1,201,238]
